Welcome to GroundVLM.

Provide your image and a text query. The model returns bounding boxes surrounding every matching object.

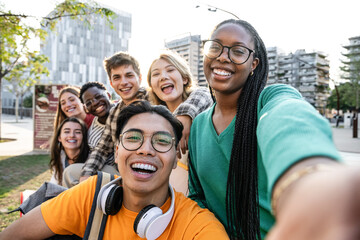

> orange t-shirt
[41,176,229,239]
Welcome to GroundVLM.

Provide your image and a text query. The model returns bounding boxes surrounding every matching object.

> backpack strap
[83,171,114,240]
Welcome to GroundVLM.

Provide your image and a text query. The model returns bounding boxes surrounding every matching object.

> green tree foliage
[340,45,360,111]
[0,0,115,138]
[327,82,356,112]
[23,94,33,108]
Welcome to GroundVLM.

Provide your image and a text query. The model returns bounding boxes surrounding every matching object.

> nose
[65,100,72,107]
[160,71,168,81]
[216,47,231,63]
[136,138,156,156]
[70,130,76,137]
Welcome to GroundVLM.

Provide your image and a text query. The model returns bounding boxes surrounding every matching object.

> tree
[340,40,360,112]
[5,54,49,122]
[0,0,115,139]
[327,82,356,112]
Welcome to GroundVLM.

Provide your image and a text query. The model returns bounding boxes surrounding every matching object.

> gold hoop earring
[250,71,254,76]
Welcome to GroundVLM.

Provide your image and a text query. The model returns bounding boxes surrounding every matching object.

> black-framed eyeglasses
[119,129,175,153]
[203,40,255,65]
[84,92,107,109]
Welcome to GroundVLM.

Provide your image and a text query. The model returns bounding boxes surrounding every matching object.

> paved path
[0,114,359,165]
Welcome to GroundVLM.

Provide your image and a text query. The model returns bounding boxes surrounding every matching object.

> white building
[165,34,207,87]
[40,7,132,91]
[267,47,330,114]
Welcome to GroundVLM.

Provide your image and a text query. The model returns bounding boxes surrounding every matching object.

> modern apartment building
[164,34,207,87]
[40,7,132,91]
[342,36,360,78]
[267,47,330,114]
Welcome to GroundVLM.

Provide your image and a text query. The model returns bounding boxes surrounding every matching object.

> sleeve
[256,85,341,199]
[41,176,97,237]
[187,118,207,208]
[174,87,213,119]
[81,106,118,177]
[181,201,229,239]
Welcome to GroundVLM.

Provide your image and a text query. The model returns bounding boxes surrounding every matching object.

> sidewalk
[0,114,46,156]
[0,114,359,162]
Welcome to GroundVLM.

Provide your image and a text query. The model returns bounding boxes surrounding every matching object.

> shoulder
[259,84,302,102]
[173,192,229,238]
[193,105,214,124]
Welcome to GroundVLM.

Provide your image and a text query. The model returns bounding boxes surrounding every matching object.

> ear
[173,158,178,169]
[251,57,260,73]
[138,74,142,85]
[183,77,188,86]
[83,104,89,113]
[115,145,119,163]
[58,136,61,143]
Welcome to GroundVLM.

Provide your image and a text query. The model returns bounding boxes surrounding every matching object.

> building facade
[164,34,207,87]
[267,47,330,114]
[40,8,132,91]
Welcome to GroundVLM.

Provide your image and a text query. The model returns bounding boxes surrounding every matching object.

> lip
[65,106,76,113]
[129,160,158,180]
[94,104,106,114]
[120,87,132,93]
[65,139,78,144]
[160,82,174,94]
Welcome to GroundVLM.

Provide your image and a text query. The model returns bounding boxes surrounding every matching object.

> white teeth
[214,69,231,76]
[67,108,75,112]
[96,105,104,113]
[131,163,156,172]
[161,84,173,90]
[121,87,131,92]
[67,140,76,143]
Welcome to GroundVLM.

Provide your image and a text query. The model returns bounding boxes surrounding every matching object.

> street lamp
[195,3,240,20]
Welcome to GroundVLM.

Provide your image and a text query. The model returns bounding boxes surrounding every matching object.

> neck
[64,148,80,162]
[74,111,87,121]
[97,113,109,124]
[166,99,183,113]
[122,184,170,212]
[214,89,241,116]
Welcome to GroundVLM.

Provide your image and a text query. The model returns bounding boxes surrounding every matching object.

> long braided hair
[203,19,268,239]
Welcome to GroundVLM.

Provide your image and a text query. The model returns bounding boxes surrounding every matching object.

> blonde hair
[147,50,195,106]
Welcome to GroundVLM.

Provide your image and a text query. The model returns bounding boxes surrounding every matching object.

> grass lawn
[0,154,51,231]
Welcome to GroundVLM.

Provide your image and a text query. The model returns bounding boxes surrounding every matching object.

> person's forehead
[111,64,137,75]
[62,121,81,130]
[212,23,254,47]
[83,87,104,98]
[123,112,173,134]
[61,91,77,100]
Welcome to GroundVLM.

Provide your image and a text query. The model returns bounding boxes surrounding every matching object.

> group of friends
[1,19,360,240]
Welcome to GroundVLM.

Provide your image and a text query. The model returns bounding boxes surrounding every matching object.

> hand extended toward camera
[267,161,360,240]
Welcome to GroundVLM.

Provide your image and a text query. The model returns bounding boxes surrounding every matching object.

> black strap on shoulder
[83,172,114,240]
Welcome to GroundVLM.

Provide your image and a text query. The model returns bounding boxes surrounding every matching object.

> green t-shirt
[188,84,341,238]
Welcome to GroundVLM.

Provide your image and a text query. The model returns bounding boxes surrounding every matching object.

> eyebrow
[151,64,174,73]
[63,127,82,131]
[213,39,250,47]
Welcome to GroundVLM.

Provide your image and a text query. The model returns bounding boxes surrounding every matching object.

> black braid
[213,19,268,239]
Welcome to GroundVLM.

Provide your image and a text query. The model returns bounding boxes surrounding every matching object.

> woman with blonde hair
[147,50,213,195]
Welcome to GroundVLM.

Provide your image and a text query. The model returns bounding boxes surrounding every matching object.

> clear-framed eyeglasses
[84,92,107,109]
[119,129,175,153]
[203,40,255,65]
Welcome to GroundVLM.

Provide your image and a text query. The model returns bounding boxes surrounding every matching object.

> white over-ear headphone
[97,176,175,240]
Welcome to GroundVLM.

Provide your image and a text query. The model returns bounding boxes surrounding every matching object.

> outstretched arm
[174,88,213,155]
[0,206,54,240]
[267,157,360,240]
